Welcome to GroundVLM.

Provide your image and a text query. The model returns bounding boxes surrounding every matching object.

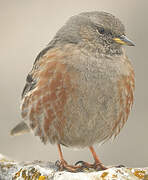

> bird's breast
[21,49,135,147]
[61,53,135,146]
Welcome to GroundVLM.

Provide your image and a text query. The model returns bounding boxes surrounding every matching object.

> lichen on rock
[0,154,148,180]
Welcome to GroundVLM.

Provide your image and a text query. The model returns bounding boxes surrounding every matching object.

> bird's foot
[115,164,125,168]
[55,160,83,172]
[75,161,107,171]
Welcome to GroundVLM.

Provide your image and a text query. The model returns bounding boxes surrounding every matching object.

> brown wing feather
[21,50,75,144]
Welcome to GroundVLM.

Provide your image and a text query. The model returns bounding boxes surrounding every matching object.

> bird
[10,11,135,172]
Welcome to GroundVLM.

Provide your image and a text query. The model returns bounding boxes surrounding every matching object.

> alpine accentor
[11,11,135,171]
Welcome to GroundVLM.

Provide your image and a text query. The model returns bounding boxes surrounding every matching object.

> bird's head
[54,11,135,56]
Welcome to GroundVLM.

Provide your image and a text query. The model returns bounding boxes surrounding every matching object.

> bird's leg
[56,144,67,169]
[55,144,82,172]
[89,146,107,170]
[75,146,107,171]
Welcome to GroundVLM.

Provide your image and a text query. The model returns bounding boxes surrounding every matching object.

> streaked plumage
[11,11,135,171]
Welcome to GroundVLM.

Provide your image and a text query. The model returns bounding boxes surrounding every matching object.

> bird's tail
[10,121,30,136]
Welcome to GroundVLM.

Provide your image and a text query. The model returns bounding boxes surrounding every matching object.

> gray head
[53,11,134,56]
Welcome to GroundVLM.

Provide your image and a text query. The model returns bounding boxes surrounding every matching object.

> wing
[21,39,58,99]
[21,73,36,99]
[21,46,76,144]
[11,44,58,137]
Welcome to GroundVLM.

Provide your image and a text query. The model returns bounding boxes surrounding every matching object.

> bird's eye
[97,27,105,34]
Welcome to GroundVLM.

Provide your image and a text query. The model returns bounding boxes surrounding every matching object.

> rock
[0,154,147,180]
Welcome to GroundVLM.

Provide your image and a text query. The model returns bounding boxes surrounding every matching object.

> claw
[75,160,107,171]
[55,160,83,172]
[75,161,85,166]
[55,160,65,170]
[115,164,125,168]
[95,162,107,171]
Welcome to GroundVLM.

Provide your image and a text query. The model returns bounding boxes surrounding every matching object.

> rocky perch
[0,154,148,180]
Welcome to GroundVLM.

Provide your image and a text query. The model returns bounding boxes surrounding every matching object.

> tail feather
[10,121,30,136]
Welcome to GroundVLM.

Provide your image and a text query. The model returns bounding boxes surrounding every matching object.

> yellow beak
[113,35,135,46]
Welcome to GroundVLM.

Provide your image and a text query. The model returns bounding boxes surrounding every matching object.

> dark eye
[97,27,105,34]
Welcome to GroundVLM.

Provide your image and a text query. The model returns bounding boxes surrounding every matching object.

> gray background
[0,0,147,167]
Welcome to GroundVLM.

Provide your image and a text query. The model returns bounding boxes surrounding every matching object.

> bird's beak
[113,35,135,46]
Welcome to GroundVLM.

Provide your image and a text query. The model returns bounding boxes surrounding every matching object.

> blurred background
[0,0,148,167]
